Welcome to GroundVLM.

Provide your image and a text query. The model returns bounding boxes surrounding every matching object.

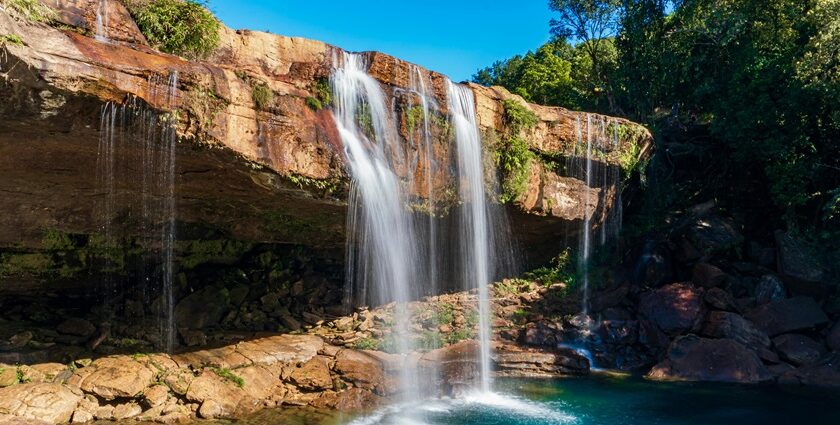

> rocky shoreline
[0,332,589,424]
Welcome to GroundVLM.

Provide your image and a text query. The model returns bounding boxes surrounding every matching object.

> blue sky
[210,1,555,82]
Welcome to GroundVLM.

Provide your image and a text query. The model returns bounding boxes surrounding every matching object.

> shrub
[502,99,539,133]
[305,96,322,111]
[124,0,220,59]
[251,84,273,110]
[1,0,56,22]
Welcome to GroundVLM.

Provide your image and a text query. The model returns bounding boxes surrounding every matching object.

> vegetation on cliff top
[476,0,840,244]
[495,100,539,204]
[123,0,220,59]
[0,0,56,22]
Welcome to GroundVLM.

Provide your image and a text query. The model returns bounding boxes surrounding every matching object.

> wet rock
[519,320,561,347]
[688,215,743,253]
[598,320,638,345]
[288,356,332,390]
[178,328,207,347]
[69,357,156,400]
[778,353,840,388]
[639,283,704,335]
[493,347,589,376]
[647,335,770,383]
[775,231,825,289]
[748,241,776,268]
[279,313,302,332]
[56,319,96,338]
[745,296,829,336]
[312,388,382,411]
[175,286,231,329]
[0,383,82,424]
[828,322,840,352]
[754,275,786,305]
[701,311,770,350]
[692,263,728,288]
[772,334,826,366]
[41,0,147,45]
[333,350,385,392]
[703,287,739,312]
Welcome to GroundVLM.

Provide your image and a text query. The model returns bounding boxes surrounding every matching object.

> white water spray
[332,52,420,400]
[447,81,494,392]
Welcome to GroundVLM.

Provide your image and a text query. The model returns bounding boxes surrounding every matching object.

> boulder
[703,287,739,312]
[775,231,825,289]
[333,350,385,392]
[828,322,840,352]
[69,357,156,400]
[772,334,826,366]
[56,319,96,338]
[745,296,829,336]
[647,335,771,383]
[639,283,704,335]
[185,371,249,418]
[692,263,728,288]
[519,320,561,347]
[0,383,82,424]
[701,311,770,350]
[174,286,231,329]
[142,385,170,408]
[687,215,743,254]
[778,353,840,388]
[288,356,332,391]
[493,347,589,376]
[312,388,382,411]
[754,275,786,305]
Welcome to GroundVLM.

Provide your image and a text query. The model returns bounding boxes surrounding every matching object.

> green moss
[502,99,539,133]
[430,303,455,326]
[0,34,23,46]
[2,0,56,22]
[0,253,53,277]
[210,367,245,388]
[315,78,332,107]
[496,135,535,203]
[404,105,425,132]
[123,0,220,59]
[444,327,475,345]
[352,337,380,350]
[609,122,649,179]
[251,84,273,110]
[176,239,253,270]
[525,247,577,288]
[306,96,322,111]
[355,103,375,137]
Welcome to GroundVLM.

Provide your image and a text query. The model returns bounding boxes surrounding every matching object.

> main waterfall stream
[332,52,515,420]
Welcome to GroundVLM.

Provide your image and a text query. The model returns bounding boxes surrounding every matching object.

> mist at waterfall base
[242,376,840,425]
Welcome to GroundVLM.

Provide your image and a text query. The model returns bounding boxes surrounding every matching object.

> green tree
[549,0,623,111]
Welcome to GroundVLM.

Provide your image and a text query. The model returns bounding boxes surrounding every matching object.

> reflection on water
[206,377,840,425]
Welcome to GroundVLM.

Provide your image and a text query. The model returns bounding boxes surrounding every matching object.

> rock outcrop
[0,1,651,295]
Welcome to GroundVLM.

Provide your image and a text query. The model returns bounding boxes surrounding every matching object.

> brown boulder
[56,318,96,338]
[703,287,739,312]
[745,296,828,336]
[0,384,82,424]
[775,231,826,291]
[69,357,156,400]
[288,356,332,391]
[333,350,385,392]
[754,275,786,305]
[185,371,251,419]
[639,283,704,335]
[772,334,826,366]
[700,311,770,350]
[312,388,382,411]
[647,335,771,383]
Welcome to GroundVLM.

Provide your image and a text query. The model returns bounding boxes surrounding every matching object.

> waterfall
[332,52,421,400]
[571,114,623,322]
[95,0,108,42]
[447,81,494,393]
[94,71,179,352]
[581,114,593,317]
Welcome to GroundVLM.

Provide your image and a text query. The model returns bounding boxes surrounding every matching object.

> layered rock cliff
[0,1,651,294]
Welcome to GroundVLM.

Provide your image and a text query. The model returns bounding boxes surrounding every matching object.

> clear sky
[209,1,555,82]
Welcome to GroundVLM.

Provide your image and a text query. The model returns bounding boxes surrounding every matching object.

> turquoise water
[243,376,839,425]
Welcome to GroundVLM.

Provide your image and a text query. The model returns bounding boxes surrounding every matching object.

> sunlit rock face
[0,2,651,294]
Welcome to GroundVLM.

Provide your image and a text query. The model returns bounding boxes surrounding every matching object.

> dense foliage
[475,0,840,237]
[1,0,55,22]
[123,0,220,59]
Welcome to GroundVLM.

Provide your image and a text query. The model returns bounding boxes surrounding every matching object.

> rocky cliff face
[0,2,651,294]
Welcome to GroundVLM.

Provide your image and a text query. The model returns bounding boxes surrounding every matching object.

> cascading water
[447,81,494,393]
[95,0,108,42]
[95,71,179,352]
[332,52,421,400]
